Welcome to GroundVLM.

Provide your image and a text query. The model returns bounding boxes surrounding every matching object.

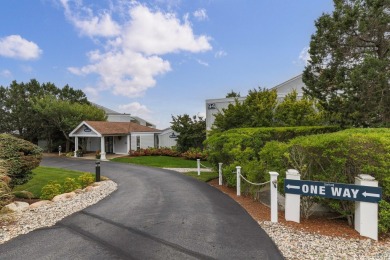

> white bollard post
[269,172,279,223]
[355,174,379,240]
[236,166,241,196]
[218,163,223,186]
[285,169,301,223]
[197,159,200,176]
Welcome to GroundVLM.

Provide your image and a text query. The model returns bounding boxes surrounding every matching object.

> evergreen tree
[303,0,390,127]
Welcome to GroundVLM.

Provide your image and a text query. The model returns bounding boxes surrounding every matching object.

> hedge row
[206,127,390,234]
[205,126,340,167]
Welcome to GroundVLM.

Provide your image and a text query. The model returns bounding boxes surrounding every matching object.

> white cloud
[118,102,152,119]
[122,5,212,55]
[215,50,227,58]
[196,59,209,67]
[193,8,207,21]
[83,86,100,102]
[0,69,12,78]
[0,35,42,60]
[298,47,311,66]
[68,50,171,97]
[64,2,212,97]
[60,0,121,37]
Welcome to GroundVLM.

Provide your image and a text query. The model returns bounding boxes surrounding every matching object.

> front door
[105,136,114,154]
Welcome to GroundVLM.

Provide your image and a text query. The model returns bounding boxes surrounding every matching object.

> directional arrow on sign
[363,191,380,198]
[286,184,300,190]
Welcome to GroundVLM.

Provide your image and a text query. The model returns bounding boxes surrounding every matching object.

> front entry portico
[69,121,161,160]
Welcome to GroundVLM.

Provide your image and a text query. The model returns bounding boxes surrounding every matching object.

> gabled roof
[85,121,161,135]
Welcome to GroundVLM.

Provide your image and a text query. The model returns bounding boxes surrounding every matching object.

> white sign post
[236,166,241,196]
[218,163,223,186]
[284,171,382,241]
[197,159,200,176]
[355,174,379,241]
[269,172,279,223]
[285,169,301,223]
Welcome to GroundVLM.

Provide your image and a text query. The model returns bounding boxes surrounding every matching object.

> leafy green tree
[246,88,278,127]
[213,88,277,131]
[213,99,250,131]
[33,95,106,152]
[226,90,240,98]
[170,114,206,152]
[303,0,390,127]
[274,90,324,126]
[0,79,90,142]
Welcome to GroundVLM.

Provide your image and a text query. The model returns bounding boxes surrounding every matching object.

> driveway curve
[0,157,283,259]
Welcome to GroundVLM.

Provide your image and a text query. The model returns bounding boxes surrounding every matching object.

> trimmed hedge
[0,134,43,187]
[260,128,390,233]
[205,126,340,166]
[205,126,340,187]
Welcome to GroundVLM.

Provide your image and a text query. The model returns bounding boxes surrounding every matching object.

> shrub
[0,179,13,209]
[129,147,182,157]
[205,126,340,167]
[66,152,74,157]
[63,177,81,193]
[181,148,208,160]
[40,181,62,200]
[13,190,33,200]
[379,200,390,234]
[78,173,95,188]
[0,134,42,187]
[260,128,390,228]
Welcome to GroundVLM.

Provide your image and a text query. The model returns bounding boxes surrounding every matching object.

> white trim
[69,121,102,137]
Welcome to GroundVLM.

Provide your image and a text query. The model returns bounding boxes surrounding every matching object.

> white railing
[196,159,212,176]
[235,166,279,223]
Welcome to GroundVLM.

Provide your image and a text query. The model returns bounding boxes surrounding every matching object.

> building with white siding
[69,121,161,160]
[205,74,305,131]
[68,104,178,159]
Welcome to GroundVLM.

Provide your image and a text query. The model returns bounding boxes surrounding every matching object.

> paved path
[0,157,283,259]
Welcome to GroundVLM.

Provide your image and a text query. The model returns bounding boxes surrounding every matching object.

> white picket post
[285,169,301,223]
[269,172,279,223]
[236,166,241,196]
[218,163,223,186]
[355,174,379,240]
[197,159,200,176]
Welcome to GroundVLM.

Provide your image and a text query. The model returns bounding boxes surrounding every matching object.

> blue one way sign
[284,179,382,203]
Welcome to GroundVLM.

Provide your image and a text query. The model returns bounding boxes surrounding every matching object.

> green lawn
[111,156,217,182]
[13,166,86,198]
[181,171,219,182]
[111,156,213,168]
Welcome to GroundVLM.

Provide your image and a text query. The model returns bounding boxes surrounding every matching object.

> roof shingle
[85,121,161,135]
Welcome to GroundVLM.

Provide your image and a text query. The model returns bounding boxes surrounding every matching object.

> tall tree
[274,90,325,126]
[303,0,390,127]
[171,114,206,152]
[213,88,277,131]
[226,90,241,98]
[33,95,106,152]
[0,79,93,146]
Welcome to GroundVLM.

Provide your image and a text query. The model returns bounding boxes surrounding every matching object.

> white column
[74,137,78,157]
[285,169,301,223]
[127,135,130,155]
[355,174,378,240]
[270,171,279,223]
[236,166,241,196]
[197,159,201,176]
[100,136,107,161]
[218,163,223,186]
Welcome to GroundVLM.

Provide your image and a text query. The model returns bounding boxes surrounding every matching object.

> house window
[136,136,140,151]
[154,134,159,148]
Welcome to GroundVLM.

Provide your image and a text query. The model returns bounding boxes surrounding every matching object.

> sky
[0,0,334,129]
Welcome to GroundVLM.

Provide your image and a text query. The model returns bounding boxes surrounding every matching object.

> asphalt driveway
[0,157,283,259]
